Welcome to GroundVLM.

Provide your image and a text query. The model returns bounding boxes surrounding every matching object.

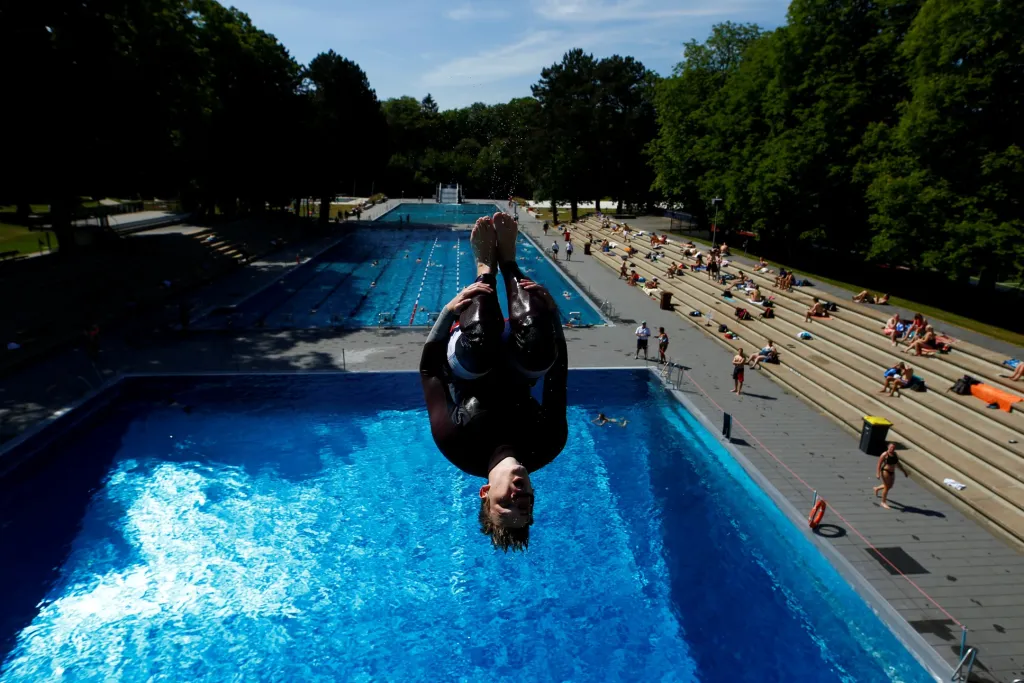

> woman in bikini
[873,443,908,509]
[904,325,938,356]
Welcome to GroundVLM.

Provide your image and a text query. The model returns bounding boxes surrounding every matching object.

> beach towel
[1004,359,1021,369]
[969,383,1022,412]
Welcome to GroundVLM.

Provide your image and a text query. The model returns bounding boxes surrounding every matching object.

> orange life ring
[808,499,827,529]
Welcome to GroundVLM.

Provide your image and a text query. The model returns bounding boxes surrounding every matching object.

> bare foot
[730,389,737,393]
[880,501,891,509]
[471,217,497,275]
[493,212,519,263]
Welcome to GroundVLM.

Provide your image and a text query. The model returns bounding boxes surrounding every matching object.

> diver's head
[479,448,534,552]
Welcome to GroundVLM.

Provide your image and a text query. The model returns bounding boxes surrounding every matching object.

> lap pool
[376,202,501,224]
[196,226,603,329]
[0,370,939,682]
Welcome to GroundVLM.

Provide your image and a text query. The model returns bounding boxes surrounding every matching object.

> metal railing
[951,647,977,682]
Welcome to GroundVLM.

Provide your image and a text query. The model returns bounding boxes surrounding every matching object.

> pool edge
[650,368,950,682]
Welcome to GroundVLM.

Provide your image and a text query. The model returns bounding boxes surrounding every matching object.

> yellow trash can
[859,416,893,455]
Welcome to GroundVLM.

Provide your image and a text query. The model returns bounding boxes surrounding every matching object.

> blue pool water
[0,371,935,682]
[197,227,602,329]
[377,202,502,224]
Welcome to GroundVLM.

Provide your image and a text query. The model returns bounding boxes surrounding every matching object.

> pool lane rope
[679,368,965,630]
[409,236,440,325]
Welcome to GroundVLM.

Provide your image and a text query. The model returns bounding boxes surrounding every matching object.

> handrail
[951,646,977,682]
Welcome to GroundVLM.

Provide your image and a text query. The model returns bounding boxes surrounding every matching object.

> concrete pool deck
[1,204,1022,681]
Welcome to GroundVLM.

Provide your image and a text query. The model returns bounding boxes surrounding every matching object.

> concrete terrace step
[593,219,1022,389]
[586,219,1024,394]
[585,236,1024,548]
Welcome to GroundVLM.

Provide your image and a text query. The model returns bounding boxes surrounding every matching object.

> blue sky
[230,0,790,110]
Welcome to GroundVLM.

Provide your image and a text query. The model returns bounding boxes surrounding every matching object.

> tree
[305,50,387,224]
[649,23,763,229]
[532,49,601,221]
[863,0,1024,288]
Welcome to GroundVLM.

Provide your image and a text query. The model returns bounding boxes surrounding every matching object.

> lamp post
[711,197,723,249]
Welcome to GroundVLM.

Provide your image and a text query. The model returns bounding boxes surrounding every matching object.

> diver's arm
[420,307,460,448]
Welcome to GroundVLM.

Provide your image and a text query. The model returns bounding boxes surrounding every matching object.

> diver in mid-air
[420,212,568,552]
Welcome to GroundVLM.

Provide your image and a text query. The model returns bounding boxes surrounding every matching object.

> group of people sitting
[883,313,950,355]
[774,268,795,291]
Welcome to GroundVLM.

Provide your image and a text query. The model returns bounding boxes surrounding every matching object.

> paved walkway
[2,207,1022,681]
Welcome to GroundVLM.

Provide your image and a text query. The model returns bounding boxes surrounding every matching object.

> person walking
[543,222,549,236]
[551,241,559,259]
[565,241,573,261]
[872,443,908,509]
[635,321,651,360]
[657,327,669,364]
[731,348,746,394]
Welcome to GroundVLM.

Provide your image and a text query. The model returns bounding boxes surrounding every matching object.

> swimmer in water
[421,212,566,553]
[592,413,628,427]
[416,258,422,263]
[372,260,379,267]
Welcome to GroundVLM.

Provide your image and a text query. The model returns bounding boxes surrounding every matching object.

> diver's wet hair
[479,497,530,552]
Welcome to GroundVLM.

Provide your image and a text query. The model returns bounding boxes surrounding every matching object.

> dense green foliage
[5,0,1019,288]
[0,0,387,230]
[650,4,1024,288]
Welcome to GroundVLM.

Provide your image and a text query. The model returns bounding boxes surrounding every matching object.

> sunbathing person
[748,341,778,369]
[619,261,628,279]
[420,212,567,552]
[774,269,789,287]
[1008,363,1024,381]
[805,297,826,322]
[781,272,795,291]
[853,290,889,305]
[644,279,659,291]
[628,270,640,286]
[666,262,678,278]
[749,286,763,303]
[592,413,628,427]
[879,362,906,393]
[885,364,916,396]
[904,325,938,356]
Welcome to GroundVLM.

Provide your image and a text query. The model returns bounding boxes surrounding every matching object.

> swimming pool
[0,370,939,682]
[376,202,502,224]
[197,227,603,329]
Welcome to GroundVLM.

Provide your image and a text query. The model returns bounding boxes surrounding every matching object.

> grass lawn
[0,223,55,256]
[532,207,606,222]
[679,233,1024,348]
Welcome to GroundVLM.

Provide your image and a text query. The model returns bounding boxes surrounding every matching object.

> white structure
[437,184,461,204]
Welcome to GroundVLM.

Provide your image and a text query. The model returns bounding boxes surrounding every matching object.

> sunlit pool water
[196,226,603,329]
[0,371,936,682]
[376,202,502,224]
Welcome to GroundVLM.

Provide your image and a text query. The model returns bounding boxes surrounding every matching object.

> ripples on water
[0,373,932,682]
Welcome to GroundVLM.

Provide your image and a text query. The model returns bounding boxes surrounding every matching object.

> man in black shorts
[420,212,567,552]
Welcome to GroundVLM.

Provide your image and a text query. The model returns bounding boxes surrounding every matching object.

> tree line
[1,0,658,243]
[649,1,1024,290]
[5,0,1018,291]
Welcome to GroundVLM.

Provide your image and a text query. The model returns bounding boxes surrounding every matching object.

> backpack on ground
[735,307,752,321]
[950,375,978,395]
[689,310,702,317]
[718,324,729,333]
[824,301,838,312]
[761,307,775,319]
[910,377,927,392]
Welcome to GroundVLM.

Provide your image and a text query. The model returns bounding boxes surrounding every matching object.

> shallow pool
[0,371,935,682]
[196,227,603,329]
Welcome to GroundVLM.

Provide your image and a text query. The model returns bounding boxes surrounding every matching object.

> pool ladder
[951,647,977,681]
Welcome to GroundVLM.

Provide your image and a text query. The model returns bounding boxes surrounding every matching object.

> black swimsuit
[881,452,899,474]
